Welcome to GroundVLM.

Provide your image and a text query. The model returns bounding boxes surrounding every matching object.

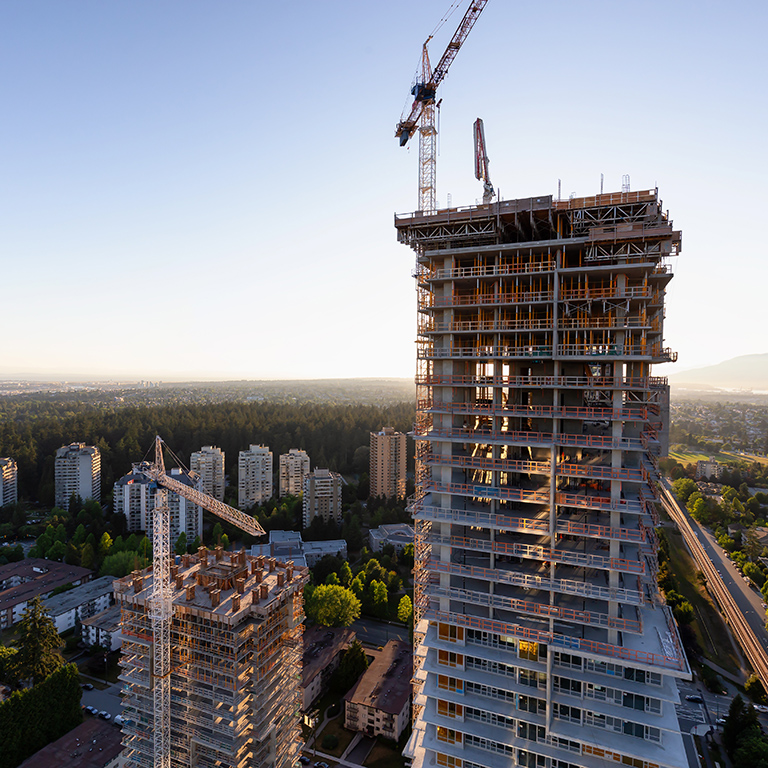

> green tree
[46,540,67,562]
[0,646,19,689]
[744,561,766,588]
[212,523,223,545]
[672,478,698,504]
[339,561,353,587]
[175,532,187,556]
[306,585,361,627]
[370,580,389,619]
[723,694,759,755]
[14,597,63,685]
[334,639,369,692]
[746,674,767,704]
[220,533,230,550]
[325,573,340,586]
[98,532,113,560]
[80,541,96,570]
[397,594,413,624]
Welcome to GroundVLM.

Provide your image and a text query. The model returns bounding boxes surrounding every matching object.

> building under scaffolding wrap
[115,547,307,768]
[396,190,692,768]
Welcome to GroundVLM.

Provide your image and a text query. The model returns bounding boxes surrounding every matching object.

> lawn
[663,526,741,676]
[364,740,406,768]
[669,449,719,464]
[316,716,355,758]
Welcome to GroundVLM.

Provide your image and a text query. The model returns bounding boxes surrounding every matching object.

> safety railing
[415,260,556,282]
[425,559,644,605]
[414,426,644,452]
[425,578,641,633]
[426,532,644,575]
[411,502,646,544]
[424,608,686,671]
[415,373,667,389]
[420,401,648,422]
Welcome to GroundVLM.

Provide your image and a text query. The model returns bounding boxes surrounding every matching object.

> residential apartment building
[113,467,203,543]
[238,444,273,508]
[81,604,122,651]
[54,442,101,509]
[345,640,412,740]
[302,469,342,528]
[0,458,17,507]
[190,445,226,501]
[0,558,92,629]
[370,427,407,499]
[41,574,115,634]
[116,547,307,768]
[397,190,691,768]
[279,449,311,497]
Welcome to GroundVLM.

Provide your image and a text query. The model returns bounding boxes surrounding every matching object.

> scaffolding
[116,548,308,768]
[400,189,691,768]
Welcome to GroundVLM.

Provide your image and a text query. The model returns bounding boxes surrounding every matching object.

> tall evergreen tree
[14,597,63,685]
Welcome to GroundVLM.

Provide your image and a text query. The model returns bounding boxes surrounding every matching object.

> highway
[660,481,768,690]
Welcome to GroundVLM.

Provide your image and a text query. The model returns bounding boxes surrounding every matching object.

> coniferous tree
[14,597,63,685]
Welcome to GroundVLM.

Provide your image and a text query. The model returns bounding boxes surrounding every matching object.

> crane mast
[395,0,489,214]
[136,436,266,768]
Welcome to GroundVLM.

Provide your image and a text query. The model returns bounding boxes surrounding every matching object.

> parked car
[98,711,112,721]
[85,706,97,715]
[755,705,768,713]
[685,694,704,703]
[113,715,124,726]
[299,758,310,765]
[314,762,329,768]
[716,717,727,725]
[81,683,94,691]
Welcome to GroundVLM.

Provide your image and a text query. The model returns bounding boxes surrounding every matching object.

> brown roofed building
[344,639,412,741]
[18,716,123,768]
[302,624,355,711]
[0,558,92,629]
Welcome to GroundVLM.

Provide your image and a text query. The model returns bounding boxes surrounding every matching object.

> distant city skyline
[1,1,765,381]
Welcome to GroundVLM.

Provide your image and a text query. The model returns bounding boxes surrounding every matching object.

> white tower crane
[395,0,489,214]
[135,436,266,768]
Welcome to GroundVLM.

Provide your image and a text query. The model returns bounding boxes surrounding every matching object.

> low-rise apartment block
[41,574,115,634]
[369,523,414,554]
[302,624,354,711]
[81,604,122,651]
[344,639,412,741]
[0,558,92,629]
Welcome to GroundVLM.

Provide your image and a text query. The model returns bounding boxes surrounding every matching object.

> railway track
[660,486,768,689]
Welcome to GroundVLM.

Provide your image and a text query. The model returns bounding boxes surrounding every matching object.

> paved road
[352,617,407,648]
[81,682,123,719]
[662,479,768,654]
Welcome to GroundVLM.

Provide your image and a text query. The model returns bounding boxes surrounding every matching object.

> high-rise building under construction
[116,547,307,768]
[397,190,690,768]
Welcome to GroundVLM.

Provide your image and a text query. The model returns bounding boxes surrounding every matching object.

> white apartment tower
[370,427,407,499]
[279,449,311,497]
[302,469,342,528]
[191,445,226,502]
[239,445,273,509]
[54,442,101,509]
[113,467,203,542]
[0,458,18,507]
[397,190,690,768]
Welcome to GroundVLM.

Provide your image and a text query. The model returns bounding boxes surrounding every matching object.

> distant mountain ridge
[669,353,768,391]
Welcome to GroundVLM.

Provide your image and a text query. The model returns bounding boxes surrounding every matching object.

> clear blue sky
[1,1,765,380]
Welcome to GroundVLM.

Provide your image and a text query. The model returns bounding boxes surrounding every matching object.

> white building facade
[113,467,203,542]
[302,469,342,528]
[0,458,17,507]
[238,444,273,508]
[54,443,101,508]
[279,449,311,497]
[190,445,226,501]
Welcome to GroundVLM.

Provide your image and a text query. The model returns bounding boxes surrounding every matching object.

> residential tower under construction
[397,189,691,768]
[116,547,307,768]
